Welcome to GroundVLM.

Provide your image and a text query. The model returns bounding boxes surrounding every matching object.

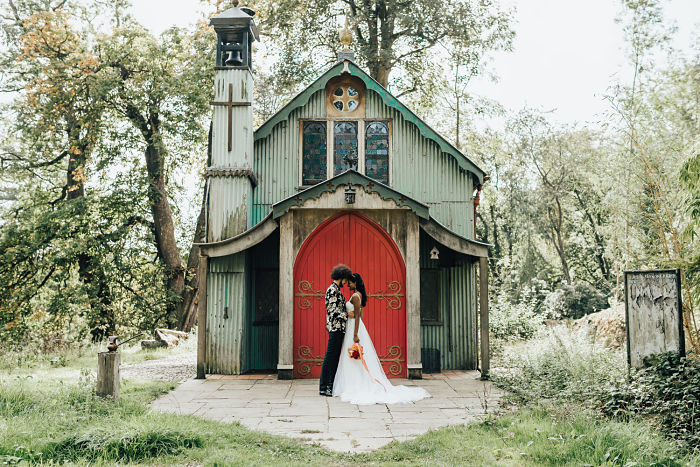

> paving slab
[150,370,500,453]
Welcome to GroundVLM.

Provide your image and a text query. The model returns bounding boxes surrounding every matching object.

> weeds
[493,325,625,406]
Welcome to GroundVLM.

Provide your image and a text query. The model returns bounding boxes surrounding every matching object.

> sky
[131,0,699,129]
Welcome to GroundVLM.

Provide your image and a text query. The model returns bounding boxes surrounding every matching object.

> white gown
[332,294,431,405]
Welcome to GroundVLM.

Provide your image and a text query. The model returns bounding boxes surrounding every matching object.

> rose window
[331,86,360,112]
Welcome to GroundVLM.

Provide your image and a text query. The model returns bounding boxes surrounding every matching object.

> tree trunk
[179,123,212,332]
[547,197,572,284]
[142,123,185,329]
[573,188,611,280]
[179,183,207,332]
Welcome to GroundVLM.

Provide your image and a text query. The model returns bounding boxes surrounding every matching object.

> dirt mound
[574,304,626,350]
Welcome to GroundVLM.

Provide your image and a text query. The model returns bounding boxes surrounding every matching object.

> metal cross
[210,83,251,151]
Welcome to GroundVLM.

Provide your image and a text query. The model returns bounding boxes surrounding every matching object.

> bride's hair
[351,273,368,307]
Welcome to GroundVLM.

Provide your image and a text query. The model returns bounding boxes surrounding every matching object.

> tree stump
[97,351,120,400]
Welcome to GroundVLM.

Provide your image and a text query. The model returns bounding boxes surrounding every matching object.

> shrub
[598,351,700,451]
[493,325,626,405]
[544,281,609,319]
[490,297,543,342]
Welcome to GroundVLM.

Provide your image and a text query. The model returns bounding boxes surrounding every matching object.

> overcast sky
[131,0,699,128]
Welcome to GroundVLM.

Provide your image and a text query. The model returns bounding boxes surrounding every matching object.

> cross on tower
[210,83,251,151]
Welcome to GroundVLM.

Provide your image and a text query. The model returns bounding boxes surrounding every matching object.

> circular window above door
[325,76,365,117]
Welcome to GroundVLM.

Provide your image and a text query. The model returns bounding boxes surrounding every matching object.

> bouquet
[348,342,363,360]
[347,342,387,392]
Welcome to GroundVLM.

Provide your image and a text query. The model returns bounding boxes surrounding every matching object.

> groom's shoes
[319,388,333,397]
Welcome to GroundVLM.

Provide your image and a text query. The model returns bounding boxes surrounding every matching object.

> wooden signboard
[624,269,685,368]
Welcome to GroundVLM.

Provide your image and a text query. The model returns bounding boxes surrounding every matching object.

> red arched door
[293,212,407,378]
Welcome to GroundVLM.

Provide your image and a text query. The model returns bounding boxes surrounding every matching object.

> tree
[252,0,513,99]
[98,21,213,328]
[0,0,122,339]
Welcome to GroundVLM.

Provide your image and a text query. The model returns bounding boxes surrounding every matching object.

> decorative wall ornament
[430,246,440,260]
[344,184,356,204]
[368,281,404,310]
[295,280,324,310]
[378,345,404,375]
[295,345,324,376]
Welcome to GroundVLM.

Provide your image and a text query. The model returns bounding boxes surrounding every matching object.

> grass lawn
[0,351,696,466]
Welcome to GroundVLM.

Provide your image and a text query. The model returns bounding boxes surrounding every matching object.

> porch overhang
[195,212,278,258]
[419,217,490,259]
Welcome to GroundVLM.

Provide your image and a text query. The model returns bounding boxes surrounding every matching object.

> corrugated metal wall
[253,87,474,238]
[252,90,327,225]
[419,232,478,370]
[206,253,249,374]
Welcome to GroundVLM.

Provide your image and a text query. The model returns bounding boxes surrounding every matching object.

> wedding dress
[332,293,431,404]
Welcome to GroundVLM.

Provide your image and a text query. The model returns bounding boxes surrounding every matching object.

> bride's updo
[351,273,368,307]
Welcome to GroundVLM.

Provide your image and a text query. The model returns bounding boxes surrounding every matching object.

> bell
[225,49,243,66]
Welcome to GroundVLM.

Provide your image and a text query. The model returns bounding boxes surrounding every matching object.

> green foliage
[494,327,626,406]
[599,352,700,451]
[0,0,212,340]
[0,184,170,345]
[544,282,609,320]
[490,294,543,343]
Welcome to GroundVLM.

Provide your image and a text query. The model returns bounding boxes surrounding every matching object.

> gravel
[120,350,196,382]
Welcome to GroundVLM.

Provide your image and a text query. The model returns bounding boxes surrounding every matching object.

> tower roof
[209,4,260,41]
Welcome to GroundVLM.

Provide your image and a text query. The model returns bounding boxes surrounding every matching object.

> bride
[333,272,431,405]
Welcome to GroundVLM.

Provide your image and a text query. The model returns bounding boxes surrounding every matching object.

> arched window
[333,121,358,175]
[365,121,389,184]
[302,121,327,186]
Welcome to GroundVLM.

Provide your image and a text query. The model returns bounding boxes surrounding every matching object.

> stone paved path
[150,370,501,453]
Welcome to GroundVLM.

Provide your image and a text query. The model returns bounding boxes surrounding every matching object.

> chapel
[196,4,491,380]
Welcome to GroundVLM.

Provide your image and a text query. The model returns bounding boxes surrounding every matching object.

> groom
[319,264,353,397]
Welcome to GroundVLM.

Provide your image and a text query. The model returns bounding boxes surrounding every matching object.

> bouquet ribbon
[349,343,386,392]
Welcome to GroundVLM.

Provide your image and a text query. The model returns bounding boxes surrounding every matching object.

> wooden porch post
[196,254,209,379]
[479,256,490,380]
[277,212,294,379]
[406,214,422,379]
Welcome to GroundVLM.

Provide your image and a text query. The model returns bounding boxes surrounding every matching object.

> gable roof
[272,169,430,220]
[255,60,486,184]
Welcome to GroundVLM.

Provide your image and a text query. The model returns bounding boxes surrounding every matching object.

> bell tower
[207,1,259,241]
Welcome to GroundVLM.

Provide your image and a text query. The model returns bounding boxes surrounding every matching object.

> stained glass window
[333,122,358,175]
[365,121,389,184]
[302,121,327,185]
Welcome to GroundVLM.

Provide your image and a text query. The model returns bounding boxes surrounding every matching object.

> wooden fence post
[97,351,120,400]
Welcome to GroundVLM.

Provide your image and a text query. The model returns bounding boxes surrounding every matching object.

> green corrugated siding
[419,233,477,370]
[253,87,474,237]
[252,90,327,226]
[207,253,249,374]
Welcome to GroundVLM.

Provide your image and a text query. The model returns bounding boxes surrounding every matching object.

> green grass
[1,371,696,466]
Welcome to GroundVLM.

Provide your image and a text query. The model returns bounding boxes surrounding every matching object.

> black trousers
[319,330,344,392]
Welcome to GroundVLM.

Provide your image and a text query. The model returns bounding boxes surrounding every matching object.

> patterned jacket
[325,281,347,332]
